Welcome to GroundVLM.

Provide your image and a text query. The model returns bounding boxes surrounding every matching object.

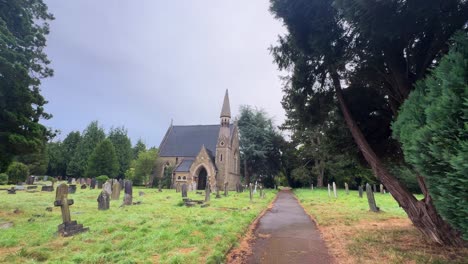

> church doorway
[197,168,207,190]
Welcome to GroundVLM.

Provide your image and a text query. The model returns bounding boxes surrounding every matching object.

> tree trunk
[330,70,464,247]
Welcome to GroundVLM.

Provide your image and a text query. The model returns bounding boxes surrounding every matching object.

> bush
[6,162,30,184]
[96,175,109,183]
[0,173,8,185]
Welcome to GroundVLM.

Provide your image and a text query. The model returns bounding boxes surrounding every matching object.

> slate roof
[174,158,194,172]
[159,124,234,157]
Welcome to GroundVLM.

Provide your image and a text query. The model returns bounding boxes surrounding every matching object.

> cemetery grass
[295,189,468,264]
[0,184,277,264]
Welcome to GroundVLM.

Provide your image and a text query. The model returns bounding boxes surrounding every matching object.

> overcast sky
[41,1,286,147]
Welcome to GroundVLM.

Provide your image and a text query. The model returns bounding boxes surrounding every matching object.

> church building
[155,90,241,190]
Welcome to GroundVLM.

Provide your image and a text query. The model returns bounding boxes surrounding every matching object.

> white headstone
[327,184,331,197]
[333,182,337,198]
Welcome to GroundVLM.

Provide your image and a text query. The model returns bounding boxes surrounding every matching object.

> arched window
[183,176,186,180]
[177,176,181,180]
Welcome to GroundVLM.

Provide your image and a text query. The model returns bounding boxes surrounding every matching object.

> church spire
[220,89,231,118]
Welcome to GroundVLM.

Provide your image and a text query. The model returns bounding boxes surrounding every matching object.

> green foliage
[238,105,283,186]
[0,0,55,172]
[0,173,8,185]
[86,139,119,178]
[108,127,133,177]
[132,149,158,186]
[46,141,65,176]
[6,162,29,184]
[96,175,109,183]
[67,121,105,177]
[16,144,49,175]
[132,139,146,160]
[291,167,312,187]
[61,131,81,172]
[393,33,468,239]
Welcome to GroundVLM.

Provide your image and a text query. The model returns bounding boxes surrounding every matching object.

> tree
[132,139,146,160]
[393,33,468,240]
[46,141,66,176]
[62,131,81,172]
[269,0,467,246]
[0,0,55,171]
[108,127,133,178]
[238,106,282,186]
[86,139,118,178]
[67,121,105,177]
[16,145,49,175]
[6,162,29,184]
[133,149,158,186]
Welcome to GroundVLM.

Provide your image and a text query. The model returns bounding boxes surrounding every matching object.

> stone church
[155,90,241,190]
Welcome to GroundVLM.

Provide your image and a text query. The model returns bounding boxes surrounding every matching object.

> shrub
[96,175,109,183]
[0,173,8,185]
[6,162,30,184]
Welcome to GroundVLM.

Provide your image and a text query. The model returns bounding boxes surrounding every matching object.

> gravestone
[373,184,377,193]
[123,180,133,205]
[205,182,210,202]
[103,181,112,196]
[332,182,337,198]
[311,184,314,190]
[249,183,253,202]
[86,178,91,186]
[67,178,72,184]
[327,184,331,197]
[236,183,240,193]
[97,191,110,210]
[68,185,76,194]
[71,178,76,184]
[54,183,88,236]
[97,181,103,189]
[90,178,96,189]
[215,184,221,199]
[358,185,363,198]
[41,186,54,192]
[176,183,181,193]
[181,183,188,200]
[345,183,349,195]
[7,187,16,194]
[259,186,263,198]
[15,185,25,191]
[380,184,384,194]
[224,182,228,197]
[111,181,121,200]
[43,176,48,181]
[366,183,379,212]
[81,184,87,189]
[254,181,257,194]
[26,176,34,185]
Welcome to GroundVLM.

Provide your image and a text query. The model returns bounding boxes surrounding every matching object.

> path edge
[224,191,281,264]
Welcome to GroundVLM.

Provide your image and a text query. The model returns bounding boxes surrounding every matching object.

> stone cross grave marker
[123,180,133,205]
[54,183,88,236]
[181,183,188,200]
[327,184,331,197]
[111,181,121,200]
[358,185,363,198]
[224,182,228,197]
[333,182,337,198]
[366,183,379,212]
[97,191,110,210]
[345,183,349,195]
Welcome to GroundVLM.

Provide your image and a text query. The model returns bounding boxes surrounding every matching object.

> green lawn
[0,183,276,264]
[294,188,467,264]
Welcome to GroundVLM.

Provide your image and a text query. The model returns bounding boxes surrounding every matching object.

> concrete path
[245,190,332,264]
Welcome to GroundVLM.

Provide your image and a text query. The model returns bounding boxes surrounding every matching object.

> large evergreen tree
[86,139,118,178]
[67,121,105,177]
[0,0,54,171]
[46,141,65,176]
[393,33,468,239]
[108,127,132,178]
[62,131,81,172]
[132,139,147,160]
[270,0,467,246]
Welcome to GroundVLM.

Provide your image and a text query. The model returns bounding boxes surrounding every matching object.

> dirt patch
[0,246,21,256]
[177,247,196,254]
[225,193,279,264]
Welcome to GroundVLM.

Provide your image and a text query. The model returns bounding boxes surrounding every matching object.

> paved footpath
[245,190,332,264]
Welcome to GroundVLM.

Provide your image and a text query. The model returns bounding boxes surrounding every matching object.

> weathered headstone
[380,184,384,194]
[15,185,25,191]
[327,184,331,197]
[123,180,133,205]
[345,183,349,195]
[176,183,181,193]
[332,182,337,198]
[26,176,34,185]
[103,181,112,196]
[366,183,379,212]
[215,184,221,199]
[90,178,96,189]
[254,181,257,194]
[181,183,188,200]
[54,183,88,236]
[358,185,363,198]
[97,191,110,210]
[68,184,76,194]
[81,184,87,189]
[111,181,121,200]
[86,178,91,186]
[97,181,103,189]
[41,186,54,192]
[7,187,16,194]
[43,176,48,181]
[311,183,314,190]
[224,182,228,197]
[67,178,72,184]
[249,183,253,202]
[205,181,210,202]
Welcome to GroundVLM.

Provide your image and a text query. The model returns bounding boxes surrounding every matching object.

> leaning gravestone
[54,183,88,236]
[68,184,76,194]
[103,181,112,196]
[332,182,337,198]
[345,183,349,195]
[358,185,363,198]
[123,180,133,206]
[181,183,188,200]
[111,181,121,200]
[366,183,379,212]
[97,191,110,210]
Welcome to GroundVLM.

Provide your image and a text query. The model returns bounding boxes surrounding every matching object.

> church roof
[174,158,194,172]
[220,89,231,118]
[159,124,234,157]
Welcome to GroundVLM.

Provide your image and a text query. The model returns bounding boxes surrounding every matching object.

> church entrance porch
[197,168,207,190]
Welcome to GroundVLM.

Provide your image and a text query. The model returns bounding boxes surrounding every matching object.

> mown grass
[0,183,276,263]
[295,188,467,264]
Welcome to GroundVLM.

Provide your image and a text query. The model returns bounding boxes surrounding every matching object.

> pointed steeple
[220,89,231,118]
